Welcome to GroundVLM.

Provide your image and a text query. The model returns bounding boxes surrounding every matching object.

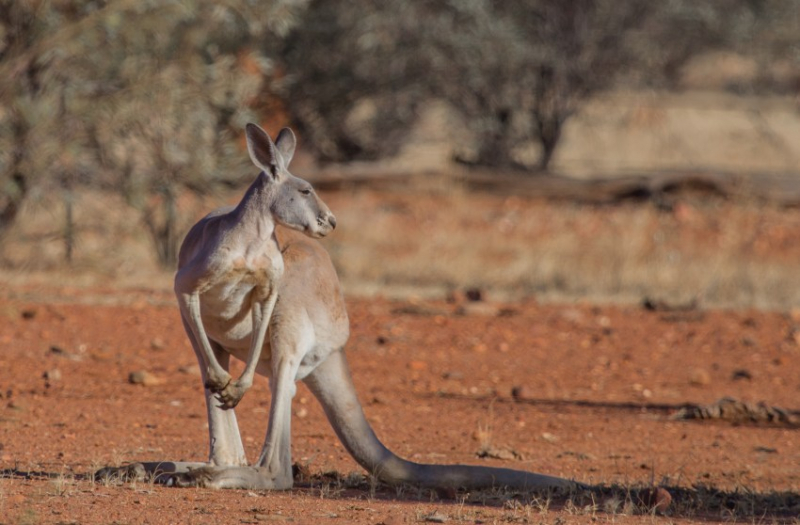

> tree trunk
[63,185,75,264]
[0,173,27,240]
[143,181,179,269]
[473,108,519,168]
[0,118,30,241]
[532,66,568,172]
[536,115,562,171]
[161,182,178,268]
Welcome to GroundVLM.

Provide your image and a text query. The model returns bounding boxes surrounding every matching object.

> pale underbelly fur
[200,281,263,349]
[198,282,329,381]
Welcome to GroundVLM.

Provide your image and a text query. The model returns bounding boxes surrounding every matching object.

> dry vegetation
[4,179,800,311]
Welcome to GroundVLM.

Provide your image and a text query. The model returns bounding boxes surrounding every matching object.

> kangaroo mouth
[310,227,331,239]
[304,224,331,239]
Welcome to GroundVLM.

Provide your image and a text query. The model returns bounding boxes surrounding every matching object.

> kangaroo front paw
[204,370,232,393]
[214,380,249,409]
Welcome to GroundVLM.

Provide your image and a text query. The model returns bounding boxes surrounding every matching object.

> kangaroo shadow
[3,465,799,520]
[424,391,800,428]
[293,469,800,521]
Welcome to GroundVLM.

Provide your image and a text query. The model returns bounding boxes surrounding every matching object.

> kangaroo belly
[227,344,273,377]
[199,281,261,349]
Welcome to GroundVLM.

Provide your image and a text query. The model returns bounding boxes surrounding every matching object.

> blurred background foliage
[0,0,798,271]
[283,0,799,167]
[0,0,308,265]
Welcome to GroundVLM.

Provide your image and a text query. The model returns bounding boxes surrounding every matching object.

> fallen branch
[671,397,798,426]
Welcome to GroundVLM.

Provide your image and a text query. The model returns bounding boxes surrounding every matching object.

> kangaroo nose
[328,215,337,230]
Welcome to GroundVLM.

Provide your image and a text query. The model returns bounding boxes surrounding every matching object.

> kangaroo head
[245,123,336,238]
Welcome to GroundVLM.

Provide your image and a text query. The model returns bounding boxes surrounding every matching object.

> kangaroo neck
[231,172,278,241]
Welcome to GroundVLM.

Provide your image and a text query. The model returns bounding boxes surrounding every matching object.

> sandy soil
[1,280,799,524]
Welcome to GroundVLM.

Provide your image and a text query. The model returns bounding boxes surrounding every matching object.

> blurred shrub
[0,0,307,266]
[0,0,797,267]
[282,0,794,170]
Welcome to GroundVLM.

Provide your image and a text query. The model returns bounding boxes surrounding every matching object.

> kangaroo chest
[199,244,284,348]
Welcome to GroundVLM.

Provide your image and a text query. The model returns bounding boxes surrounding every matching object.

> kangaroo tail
[303,349,574,491]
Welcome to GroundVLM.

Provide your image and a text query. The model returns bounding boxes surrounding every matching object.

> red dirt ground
[1,282,799,524]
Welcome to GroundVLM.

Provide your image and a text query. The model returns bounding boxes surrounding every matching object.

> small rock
[254,513,292,522]
[556,451,596,461]
[754,446,778,454]
[541,432,558,444]
[424,512,448,523]
[511,385,532,400]
[392,304,447,316]
[43,368,62,382]
[689,368,711,386]
[49,345,81,361]
[21,309,36,320]
[464,288,484,302]
[731,369,752,381]
[472,428,491,444]
[477,446,523,461]
[455,303,500,317]
[7,400,26,411]
[178,364,202,376]
[128,370,163,386]
[642,297,697,312]
[150,338,165,350]
[790,307,800,323]
[640,487,672,513]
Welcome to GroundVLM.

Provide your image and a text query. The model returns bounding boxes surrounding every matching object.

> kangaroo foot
[94,463,146,484]
[165,466,215,488]
[164,466,293,490]
[94,461,209,485]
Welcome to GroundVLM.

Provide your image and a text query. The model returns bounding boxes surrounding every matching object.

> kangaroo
[96,123,573,492]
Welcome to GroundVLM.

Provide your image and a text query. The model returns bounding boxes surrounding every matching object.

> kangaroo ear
[274,128,296,166]
[245,123,282,179]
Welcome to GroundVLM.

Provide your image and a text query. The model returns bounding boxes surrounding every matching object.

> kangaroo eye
[300,188,312,196]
